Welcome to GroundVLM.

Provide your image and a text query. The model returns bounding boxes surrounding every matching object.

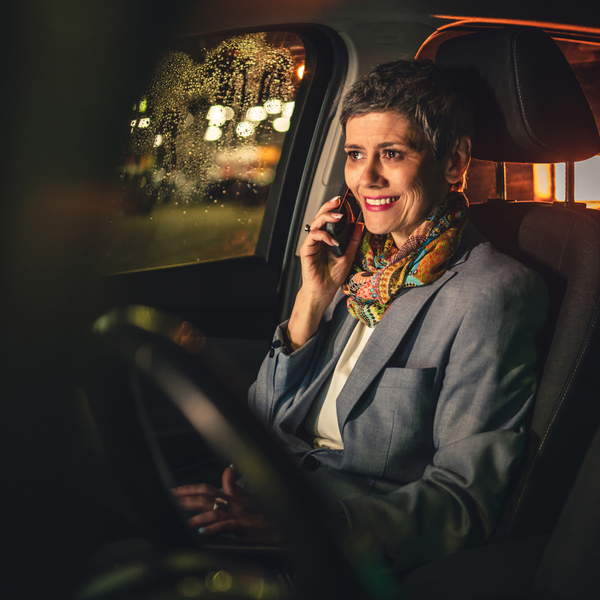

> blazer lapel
[335,220,481,431]
[336,267,458,431]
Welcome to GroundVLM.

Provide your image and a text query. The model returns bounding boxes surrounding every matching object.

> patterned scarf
[341,192,468,327]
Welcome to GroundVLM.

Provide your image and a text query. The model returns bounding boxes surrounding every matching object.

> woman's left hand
[172,467,282,545]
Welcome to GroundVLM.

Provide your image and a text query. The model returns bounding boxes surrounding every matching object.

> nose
[359,156,386,188]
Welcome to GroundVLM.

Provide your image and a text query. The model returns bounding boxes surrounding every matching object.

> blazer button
[303,455,320,471]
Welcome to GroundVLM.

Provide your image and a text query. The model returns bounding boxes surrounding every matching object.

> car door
[100,26,348,389]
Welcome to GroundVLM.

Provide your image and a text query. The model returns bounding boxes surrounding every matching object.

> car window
[102,31,305,274]
[419,30,600,206]
[552,39,600,202]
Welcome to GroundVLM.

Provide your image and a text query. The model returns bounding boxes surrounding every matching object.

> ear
[444,136,472,185]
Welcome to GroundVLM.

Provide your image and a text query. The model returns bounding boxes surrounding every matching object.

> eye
[383,149,403,160]
[346,150,363,161]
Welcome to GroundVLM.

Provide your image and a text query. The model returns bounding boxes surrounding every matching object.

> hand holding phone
[325,188,358,256]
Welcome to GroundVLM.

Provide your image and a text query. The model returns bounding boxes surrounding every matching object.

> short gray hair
[340,59,475,164]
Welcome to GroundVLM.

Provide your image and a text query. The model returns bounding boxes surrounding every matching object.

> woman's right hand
[299,197,362,297]
[287,197,364,350]
[172,467,282,545]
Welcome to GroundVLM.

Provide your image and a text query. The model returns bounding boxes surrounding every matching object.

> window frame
[105,24,348,341]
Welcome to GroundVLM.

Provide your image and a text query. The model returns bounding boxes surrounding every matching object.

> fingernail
[332,240,340,246]
[198,527,206,535]
[330,196,341,203]
[333,213,343,219]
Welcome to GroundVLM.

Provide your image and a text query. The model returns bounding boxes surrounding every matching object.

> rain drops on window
[122,33,302,203]
[111,32,304,273]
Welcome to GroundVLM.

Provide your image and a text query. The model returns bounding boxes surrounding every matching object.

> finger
[314,195,341,217]
[343,222,365,257]
[220,466,252,500]
[307,211,345,233]
[304,196,342,231]
[302,229,340,252]
[309,196,344,226]
[195,513,275,544]
[176,494,221,512]
[198,517,266,536]
[172,484,220,497]
[196,519,242,536]
[221,466,238,497]
[187,504,255,529]
[188,509,227,528]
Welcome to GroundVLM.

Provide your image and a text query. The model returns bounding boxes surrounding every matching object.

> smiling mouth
[365,197,399,206]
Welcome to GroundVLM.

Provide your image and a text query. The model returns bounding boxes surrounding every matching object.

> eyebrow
[344,140,416,151]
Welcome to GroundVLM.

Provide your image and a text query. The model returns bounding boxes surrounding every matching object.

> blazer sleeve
[340,266,548,571]
[248,291,347,428]
[248,318,327,429]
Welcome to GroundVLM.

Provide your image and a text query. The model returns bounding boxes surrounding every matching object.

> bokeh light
[273,117,289,132]
[204,126,222,141]
[207,106,227,127]
[246,106,267,122]
[264,99,282,114]
[282,101,295,119]
[236,121,255,137]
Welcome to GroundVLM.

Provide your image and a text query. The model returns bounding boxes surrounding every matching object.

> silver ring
[304,224,310,232]
[213,498,229,511]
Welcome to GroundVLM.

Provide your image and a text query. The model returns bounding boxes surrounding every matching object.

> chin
[363,222,393,236]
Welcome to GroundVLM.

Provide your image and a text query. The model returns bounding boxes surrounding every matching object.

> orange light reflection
[533,164,552,200]
[431,16,600,36]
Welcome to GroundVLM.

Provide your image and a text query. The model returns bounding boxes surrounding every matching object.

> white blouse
[305,321,374,449]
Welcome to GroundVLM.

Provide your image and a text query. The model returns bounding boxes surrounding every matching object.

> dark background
[0,3,185,596]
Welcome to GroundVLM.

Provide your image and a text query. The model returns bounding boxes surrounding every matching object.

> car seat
[436,23,600,543]
[402,25,600,599]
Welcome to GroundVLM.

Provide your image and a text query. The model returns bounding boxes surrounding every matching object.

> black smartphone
[325,187,358,257]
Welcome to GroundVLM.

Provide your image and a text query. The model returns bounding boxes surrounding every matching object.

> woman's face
[344,111,459,248]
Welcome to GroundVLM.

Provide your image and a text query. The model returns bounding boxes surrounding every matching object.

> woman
[173,60,547,570]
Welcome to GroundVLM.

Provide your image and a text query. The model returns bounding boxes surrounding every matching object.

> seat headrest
[435,27,600,163]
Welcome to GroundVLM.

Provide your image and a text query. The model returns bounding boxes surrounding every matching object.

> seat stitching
[507,297,600,536]
[512,32,559,153]
[507,211,600,536]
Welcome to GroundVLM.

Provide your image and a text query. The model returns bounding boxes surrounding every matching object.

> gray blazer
[249,221,547,570]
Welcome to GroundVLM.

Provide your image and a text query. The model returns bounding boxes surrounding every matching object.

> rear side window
[465,39,600,205]
[419,30,600,206]
[103,32,305,273]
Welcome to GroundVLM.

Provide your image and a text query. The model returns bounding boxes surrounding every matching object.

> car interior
[2,2,600,599]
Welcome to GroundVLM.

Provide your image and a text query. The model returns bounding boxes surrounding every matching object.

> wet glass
[102,32,306,273]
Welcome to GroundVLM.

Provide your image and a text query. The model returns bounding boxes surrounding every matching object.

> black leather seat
[469,201,600,541]
[403,26,600,599]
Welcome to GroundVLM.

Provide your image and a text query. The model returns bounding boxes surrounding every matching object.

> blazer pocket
[343,367,437,479]
[377,366,437,391]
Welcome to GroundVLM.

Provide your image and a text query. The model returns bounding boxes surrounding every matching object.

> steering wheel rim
[85,306,396,600]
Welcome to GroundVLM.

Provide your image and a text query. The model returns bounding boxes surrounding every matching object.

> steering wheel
[83,306,398,600]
